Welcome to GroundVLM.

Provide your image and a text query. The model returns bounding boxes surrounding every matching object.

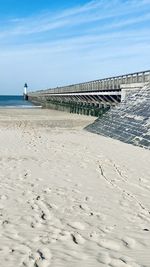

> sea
[0,95,37,108]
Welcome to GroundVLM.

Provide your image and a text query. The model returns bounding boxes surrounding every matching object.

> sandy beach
[0,108,150,267]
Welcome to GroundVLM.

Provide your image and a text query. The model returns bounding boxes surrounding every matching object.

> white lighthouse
[23,83,28,100]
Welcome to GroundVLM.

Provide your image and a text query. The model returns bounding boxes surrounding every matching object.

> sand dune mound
[86,83,150,149]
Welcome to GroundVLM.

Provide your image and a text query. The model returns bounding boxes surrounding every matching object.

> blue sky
[0,0,150,94]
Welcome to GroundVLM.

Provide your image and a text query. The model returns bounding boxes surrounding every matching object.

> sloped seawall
[85,83,150,149]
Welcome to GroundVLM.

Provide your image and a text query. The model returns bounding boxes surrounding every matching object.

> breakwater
[28,70,150,117]
[27,70,150,148]
[34,99,110,117]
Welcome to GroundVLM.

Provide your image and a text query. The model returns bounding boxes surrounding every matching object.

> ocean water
[0,95,35,108]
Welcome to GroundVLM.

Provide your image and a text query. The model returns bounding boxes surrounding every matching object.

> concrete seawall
[86,82,150,149]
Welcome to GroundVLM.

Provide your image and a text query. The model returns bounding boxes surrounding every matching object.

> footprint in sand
[122,236,136,249]
[28,197,53,229]
[79,203,89,212]
[71,232,85,245]
[98,239,120,251]
[37,200,52,221]
[22,247,52,267]
[35,248,52,267]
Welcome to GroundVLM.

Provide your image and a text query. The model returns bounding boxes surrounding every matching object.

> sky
[0,0,150,95]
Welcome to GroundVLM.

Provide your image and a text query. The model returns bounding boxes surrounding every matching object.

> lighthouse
[23,83,28,100]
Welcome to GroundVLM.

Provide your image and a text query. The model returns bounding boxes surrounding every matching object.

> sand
[0,108,150,267]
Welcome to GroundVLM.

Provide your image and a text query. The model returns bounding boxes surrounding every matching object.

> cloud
[0,0,150,38]
[0,0,150,94]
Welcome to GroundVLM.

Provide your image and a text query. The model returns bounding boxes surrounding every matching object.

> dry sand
[0,108,150,267]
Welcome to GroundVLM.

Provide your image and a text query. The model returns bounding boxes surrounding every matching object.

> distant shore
[0,108,150,267]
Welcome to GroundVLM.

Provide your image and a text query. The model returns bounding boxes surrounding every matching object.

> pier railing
[28,70,150,97]
[39,70,150,95]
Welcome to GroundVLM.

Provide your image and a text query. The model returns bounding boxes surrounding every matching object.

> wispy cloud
[0,0,150,38]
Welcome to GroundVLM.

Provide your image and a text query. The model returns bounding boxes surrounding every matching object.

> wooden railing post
[142,72,145,82]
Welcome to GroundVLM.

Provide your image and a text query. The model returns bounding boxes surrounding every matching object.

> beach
[0,108,150,267]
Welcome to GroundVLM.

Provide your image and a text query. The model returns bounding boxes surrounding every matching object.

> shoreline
[0,105,42,109]
[0,108,150,267]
